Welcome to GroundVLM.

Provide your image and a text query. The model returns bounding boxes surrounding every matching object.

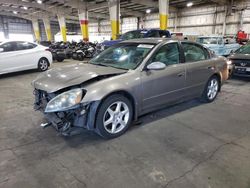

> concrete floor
[0,60,250,188]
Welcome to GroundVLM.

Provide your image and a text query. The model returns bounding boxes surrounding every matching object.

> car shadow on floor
[63,99,203,148]
[131,99,202,130]
[0,69,38,78]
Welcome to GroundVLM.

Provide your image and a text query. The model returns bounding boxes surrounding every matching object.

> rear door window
[159,30,171,38]
[147,30,160,37]
[182,42,209,62]
[16,42,37,51]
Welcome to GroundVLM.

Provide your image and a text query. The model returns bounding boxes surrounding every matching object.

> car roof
[125,28,169,33]
[120,38,182,44]
[1,40,36,44]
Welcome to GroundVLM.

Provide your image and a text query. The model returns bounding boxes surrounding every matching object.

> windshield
[120,30,145,40]
[235,43,250,54]
[90,43,155,70]
[197,37,220,45]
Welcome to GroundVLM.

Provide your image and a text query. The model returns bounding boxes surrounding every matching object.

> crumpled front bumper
[33,89,100,136]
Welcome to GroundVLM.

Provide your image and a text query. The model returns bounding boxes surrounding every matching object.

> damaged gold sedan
[32,38,228,138]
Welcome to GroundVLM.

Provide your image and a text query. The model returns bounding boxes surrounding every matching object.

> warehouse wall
[0,16,32,36]
[91,0,250,36]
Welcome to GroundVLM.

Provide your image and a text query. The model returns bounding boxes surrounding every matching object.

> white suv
[0,41,53,75]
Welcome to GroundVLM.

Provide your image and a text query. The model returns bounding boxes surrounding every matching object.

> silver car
[32,38,228,138]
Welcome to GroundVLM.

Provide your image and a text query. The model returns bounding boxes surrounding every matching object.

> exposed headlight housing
[45,88,83,113]
[227,60,232,65]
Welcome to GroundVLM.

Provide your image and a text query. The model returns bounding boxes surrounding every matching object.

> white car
[0,41,53,75]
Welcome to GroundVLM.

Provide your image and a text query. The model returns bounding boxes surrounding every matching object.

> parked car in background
[95,29,171,54]
[196,36,240,56]
[227,42,250,77]
[32,38,228,138]
[40,41,52,47]
[0,41,52,75]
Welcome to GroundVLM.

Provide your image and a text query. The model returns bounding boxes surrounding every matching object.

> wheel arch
[93,90,138,128]
[38,57,50,66]
[212,72,222,91]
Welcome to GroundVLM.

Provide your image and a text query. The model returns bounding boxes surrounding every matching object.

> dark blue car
[96,29,171,53]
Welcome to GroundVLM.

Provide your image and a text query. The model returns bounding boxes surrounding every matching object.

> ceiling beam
[131,0,177,11]
[0,0,107,20]
[131,0,158,8]
[120,8,145,17]
[0,11,31,20]
[50,0,143,18]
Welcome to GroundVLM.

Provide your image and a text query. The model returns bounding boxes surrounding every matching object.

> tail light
[45,48,51,52]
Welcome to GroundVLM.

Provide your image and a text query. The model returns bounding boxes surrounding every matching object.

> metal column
[159,0,169,30]
[109,0,120,40]
[57,15,67,42]
[79,9,89,41]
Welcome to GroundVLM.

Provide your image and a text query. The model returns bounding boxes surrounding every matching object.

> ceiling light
[146,9,151,14]
[22,6,28,10]
[187,2,193,7]
[13,11,18,14]
[37,0,42,4]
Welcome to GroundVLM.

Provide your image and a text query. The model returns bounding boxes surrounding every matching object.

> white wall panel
[121,17,137,33]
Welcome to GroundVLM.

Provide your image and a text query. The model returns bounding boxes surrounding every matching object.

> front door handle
[207,66,215,70]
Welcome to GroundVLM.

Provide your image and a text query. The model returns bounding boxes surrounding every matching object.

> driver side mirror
[0,48,3,53]
[146,62,166,70]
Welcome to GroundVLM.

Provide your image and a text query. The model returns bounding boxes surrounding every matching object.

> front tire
[38,58,49,72]
[95,94,133,139]
[201,76,220,102]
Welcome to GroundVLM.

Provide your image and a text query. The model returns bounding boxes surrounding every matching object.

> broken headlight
[45,88,83,113]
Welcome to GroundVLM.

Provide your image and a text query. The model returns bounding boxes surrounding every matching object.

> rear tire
[95,94,133,139]
[201,76,220,103]
[38,58,49,72]
[57,58,64,62]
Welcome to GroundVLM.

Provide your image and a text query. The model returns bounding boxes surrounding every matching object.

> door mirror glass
[147,62,166,70]
[0,48,3,52]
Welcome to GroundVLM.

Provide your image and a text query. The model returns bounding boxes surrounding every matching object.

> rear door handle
[177,72,185,77]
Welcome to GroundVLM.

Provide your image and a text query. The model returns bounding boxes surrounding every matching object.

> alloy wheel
[39,59,48,71]
[103,101,130,134]
[207,78,219,100]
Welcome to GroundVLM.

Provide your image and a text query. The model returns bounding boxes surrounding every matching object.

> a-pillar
[109,0,120,40]
[43,18,52,42]
[32,19,40,42]
[79,9,89,41]
[159,0,169,30]
[57,15,67,42]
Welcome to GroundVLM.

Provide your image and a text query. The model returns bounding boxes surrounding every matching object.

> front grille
[231,59,250,67]
[234,69,250,75]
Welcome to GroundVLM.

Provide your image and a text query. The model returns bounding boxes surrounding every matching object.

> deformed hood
[32,63,127,93]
